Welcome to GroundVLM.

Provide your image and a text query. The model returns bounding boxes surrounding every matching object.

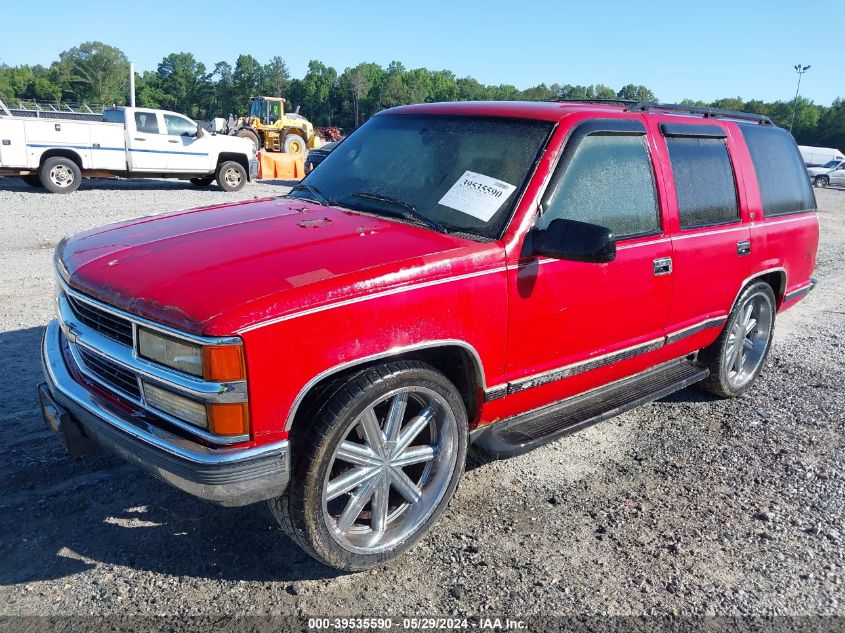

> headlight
[137,328,246,381]
[142,381,208,428]
[141,381,250,435]
[138,328,203,377]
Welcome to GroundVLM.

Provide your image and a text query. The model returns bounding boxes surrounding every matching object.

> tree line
[1,41,843,150]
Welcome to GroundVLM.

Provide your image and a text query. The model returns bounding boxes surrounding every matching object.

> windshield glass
[822,160,840,168]
[290,114,554,239]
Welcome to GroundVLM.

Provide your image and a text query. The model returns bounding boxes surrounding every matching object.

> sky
[2,0,842,106]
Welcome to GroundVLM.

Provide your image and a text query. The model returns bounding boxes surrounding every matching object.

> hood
[807,166,832,176]
[57,197,472,335]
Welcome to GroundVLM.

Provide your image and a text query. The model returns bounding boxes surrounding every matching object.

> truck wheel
[215,161,247,192]
[40,157,81,194]
[697,281,776,398]
[189,176,214,187]
[269,361,468,571]
[814,175,829,188]
[22,174,43,188]
[283,134,306,154]
[236,129,260,152]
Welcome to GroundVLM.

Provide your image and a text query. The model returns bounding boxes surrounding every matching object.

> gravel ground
[0,176,843,618]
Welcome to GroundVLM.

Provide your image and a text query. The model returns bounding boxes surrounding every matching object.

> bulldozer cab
[248,96,284,125]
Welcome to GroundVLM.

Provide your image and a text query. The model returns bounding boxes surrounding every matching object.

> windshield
[822,160,841,168]
[290,114,554,239]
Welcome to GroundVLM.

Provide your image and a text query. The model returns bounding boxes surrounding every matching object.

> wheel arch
[39,149,83,170]
[217,152,251,180]
[285,340,486,433]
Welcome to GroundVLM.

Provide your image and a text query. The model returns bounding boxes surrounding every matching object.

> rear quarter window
[739,125,816,217]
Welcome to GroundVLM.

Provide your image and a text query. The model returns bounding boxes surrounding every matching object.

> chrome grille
[77,346,142,399]
[67,295,133,346]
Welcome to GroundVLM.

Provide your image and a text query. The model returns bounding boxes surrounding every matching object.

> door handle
[737,240,751,256]
[168,139,179,143]
[653,257,672,276]
[133,137,146,141]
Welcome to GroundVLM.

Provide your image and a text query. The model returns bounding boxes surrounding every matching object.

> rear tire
[189,175,214,187]
[39,157,81,194]
[269,361,467,571]
[814,175,829,188]
[22,174,43,188]
[284,134,306,154]
[697,281,776,398]
[215,161,247,192]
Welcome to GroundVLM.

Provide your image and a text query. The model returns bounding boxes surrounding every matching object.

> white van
[798,145,845,167]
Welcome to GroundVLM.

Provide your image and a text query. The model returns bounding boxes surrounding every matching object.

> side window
[665,136,739,229]
[134,111,159,134]
[739,124,815,216]
[164,114,198,136]
[538,133,660,239]
[102,109,125,124]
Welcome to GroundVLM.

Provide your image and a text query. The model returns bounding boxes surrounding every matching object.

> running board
[472,359,709,458]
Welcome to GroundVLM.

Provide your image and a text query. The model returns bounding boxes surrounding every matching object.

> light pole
[790,64,810,133]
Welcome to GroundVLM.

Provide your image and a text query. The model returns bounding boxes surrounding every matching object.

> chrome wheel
[322,386,458,554]
[815,176,829,188]
[49,164,75,188]
[724,291,773,389]
[223,167,242,188]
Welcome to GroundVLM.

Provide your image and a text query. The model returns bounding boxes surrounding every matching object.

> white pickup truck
[0,106,258,193]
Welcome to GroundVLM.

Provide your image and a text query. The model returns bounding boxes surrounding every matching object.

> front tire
[270,361,467,571]
[814,175,829,188]
[697,281,776,398]
[40,157,81,194]
[283,134,306,154]
[215,161,247,192]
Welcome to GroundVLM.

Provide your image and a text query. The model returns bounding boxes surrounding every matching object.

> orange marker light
[207,403,250,436]
[203,345,246,382]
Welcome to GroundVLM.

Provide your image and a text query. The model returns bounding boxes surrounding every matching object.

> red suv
[40,101,818,570]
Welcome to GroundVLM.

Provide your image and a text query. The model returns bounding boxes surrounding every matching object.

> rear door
[127,110,170,171]
[162,113,211,173]
[658,121,751,344]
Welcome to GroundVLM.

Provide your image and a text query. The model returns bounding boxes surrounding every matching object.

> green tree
[57,41,129,105]
[616,84,656,102]
[261,56,290,97]
[231,54,263,115]
[155,52,207,117]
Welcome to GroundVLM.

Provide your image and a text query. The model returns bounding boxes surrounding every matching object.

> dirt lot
[1,177,843,618]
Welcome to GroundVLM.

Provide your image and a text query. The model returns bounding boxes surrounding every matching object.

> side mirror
[526,218,616,263]
[194,126,205,138]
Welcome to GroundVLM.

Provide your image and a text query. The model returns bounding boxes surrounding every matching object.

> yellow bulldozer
[224,96,318,154]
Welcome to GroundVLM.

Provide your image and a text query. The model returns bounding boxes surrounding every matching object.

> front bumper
[40,320,290,506]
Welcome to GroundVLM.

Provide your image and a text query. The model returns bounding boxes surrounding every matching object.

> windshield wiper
[288,183,329,206]
[351,191,449,234]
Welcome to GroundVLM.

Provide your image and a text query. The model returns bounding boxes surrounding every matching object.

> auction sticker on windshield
[438,171,517,221]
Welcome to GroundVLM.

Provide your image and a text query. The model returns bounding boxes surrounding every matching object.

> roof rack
[625,102,773,125]
[550,98,638,106]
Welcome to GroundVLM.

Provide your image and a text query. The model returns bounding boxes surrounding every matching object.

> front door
[505,118,672,399]
[162,113,211,173]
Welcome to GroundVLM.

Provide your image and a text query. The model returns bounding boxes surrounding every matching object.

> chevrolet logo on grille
[62,322,79,344]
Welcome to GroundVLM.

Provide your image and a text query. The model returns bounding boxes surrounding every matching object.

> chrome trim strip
[784,278,816,302]
[665,316,727,345]
[58,293,247,404]
[672,224,749,240]
[41,321,289,506]
[239,267,508,333]
[56,272,241,347]
[283,339,488,430]
[505,336,666,394]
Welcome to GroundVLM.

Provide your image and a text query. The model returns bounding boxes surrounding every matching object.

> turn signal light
[203,345,246,382]
[207,402,250,436]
